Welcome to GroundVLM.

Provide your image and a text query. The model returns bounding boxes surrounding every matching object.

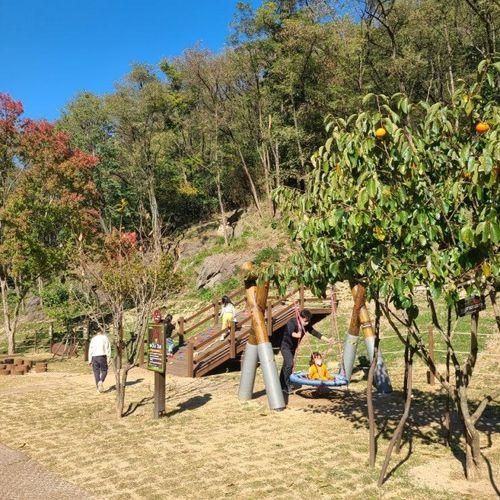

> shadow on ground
[166,393,212,417]
[295,386,499,488]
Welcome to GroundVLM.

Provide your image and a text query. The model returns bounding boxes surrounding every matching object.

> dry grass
[0,333,499,500]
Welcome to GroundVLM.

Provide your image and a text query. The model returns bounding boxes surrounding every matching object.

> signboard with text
[456,295,486,317]
[147,325,166,373]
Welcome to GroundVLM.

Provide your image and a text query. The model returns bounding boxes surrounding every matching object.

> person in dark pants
[279,309,323,394]
[163,314,176,356]
[88,330,112,393]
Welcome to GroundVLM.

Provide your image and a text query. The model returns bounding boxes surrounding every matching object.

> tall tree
[0,109,98,354]
[58,92,137,232]
[105,65,180,249]
[275,60,499,481]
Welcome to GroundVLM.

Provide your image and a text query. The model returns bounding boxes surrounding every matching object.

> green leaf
[366,177,377,197]
[460,225,474,245]
[362,93,375,104]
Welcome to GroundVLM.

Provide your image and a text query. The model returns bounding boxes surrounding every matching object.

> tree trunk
[270,139,280,216]
[290,96,306,172]
[444,306,452,444]
[378,345,413,486]
[458,312,482,479]
[0,277,22,355]
[147,175,162,251]
[215,170,228,245]
[113,308,127,418]
[258,145,272,209]
[458,385,483,480]
[115,366,129,419]
[237,147,262,217]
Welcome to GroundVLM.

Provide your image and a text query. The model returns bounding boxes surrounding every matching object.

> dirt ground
[0,341,498,500]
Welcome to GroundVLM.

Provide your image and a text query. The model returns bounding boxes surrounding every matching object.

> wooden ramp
[165,287,333,378]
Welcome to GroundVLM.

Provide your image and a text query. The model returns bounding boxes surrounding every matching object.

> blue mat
[290,371,348,387]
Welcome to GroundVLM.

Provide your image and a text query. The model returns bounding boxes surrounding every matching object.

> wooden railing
[178,286,247,341]
[187,286,333,369]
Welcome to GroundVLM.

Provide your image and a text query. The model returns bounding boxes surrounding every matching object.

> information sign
[456,295,485,317]
[147,325,166,373]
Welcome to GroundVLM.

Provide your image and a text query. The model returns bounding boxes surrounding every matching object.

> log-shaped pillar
[342,284,392,393]
[238,263,285,410]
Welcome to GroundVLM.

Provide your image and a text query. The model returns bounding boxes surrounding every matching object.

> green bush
[40,281,83,326]
[253,246,282,265]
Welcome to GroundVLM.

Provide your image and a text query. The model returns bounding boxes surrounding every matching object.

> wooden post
[138,336,145,368]
[83,319,90,362]
[267,303,273,338]
[34,330,38,353]
[148,325,166,419]
[187,342,194,377]
[299,285,305,309]
[213,300,220,325]
[230,321,236,359]
[178,316,185,346]
[348,284,366,336]
[153,371,166,418]
[427,325,435,385]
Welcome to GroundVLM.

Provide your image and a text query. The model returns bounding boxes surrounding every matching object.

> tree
[275,60,499,481]
[105,65,183,249]
[360,0,497,102]
[58,92,138,232]
[0,104,98,354]
[75,230,179,417]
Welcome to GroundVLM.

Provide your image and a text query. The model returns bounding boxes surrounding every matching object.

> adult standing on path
[88,330,111,393]
[279,309,323,394]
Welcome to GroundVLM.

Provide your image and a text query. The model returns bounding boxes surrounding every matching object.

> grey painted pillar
[257,342,285,411]
[364,336,393,393]
[342,333,359,381]
[238,342,259,401]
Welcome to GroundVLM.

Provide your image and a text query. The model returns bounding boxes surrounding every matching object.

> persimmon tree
[0,97,98,354]
[75,230,179,417]
[274,60,499,481]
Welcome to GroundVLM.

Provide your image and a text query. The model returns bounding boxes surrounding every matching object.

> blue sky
[1,0,260,121]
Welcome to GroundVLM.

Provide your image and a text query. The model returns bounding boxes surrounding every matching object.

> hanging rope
[292,301,308,369]
[330,285,344,372]
[292,295,342,371]
[330,287,340,353]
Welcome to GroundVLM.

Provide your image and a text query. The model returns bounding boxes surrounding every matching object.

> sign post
[147,324,166,418]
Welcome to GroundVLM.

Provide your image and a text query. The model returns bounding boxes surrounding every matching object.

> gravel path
[0,443,92,499]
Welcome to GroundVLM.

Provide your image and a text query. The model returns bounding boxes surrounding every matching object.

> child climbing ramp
[219,295,236,341]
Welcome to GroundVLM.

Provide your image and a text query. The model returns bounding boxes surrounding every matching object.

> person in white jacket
[88,330,112,393]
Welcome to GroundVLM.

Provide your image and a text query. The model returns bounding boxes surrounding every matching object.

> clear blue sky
[1,0,260,121]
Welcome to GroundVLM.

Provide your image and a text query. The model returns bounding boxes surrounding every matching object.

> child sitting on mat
[308,351,333,380]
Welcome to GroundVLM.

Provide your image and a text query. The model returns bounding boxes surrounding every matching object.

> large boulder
[215,209,245,240]
[196,254,237,289]
[196,251,254,289]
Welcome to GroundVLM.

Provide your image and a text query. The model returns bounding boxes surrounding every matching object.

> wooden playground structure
[155,285,333,378]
